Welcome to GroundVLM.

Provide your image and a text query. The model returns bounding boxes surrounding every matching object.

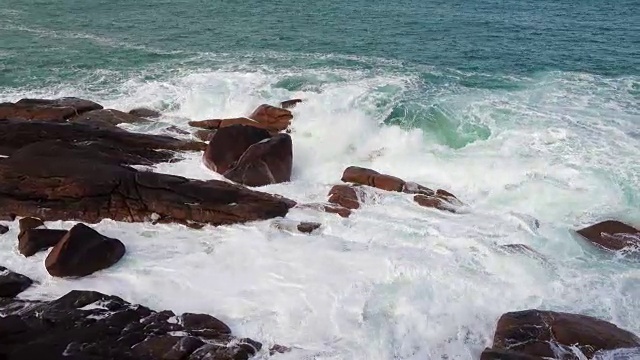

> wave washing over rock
[0,63,639,360]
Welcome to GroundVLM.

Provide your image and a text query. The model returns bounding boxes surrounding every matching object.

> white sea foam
[0,66,639,359]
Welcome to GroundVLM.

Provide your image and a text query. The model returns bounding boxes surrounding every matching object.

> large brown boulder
[69,109,149,130]
[19,229,67,257]
[0,141,293,226]
[0,97,102,122]
[45,223,125,277]
[328,185,361,210]
[341,166,406,192]
[0,290,261,360]
[0,266,33,298]
[204,125,271,173]
[576,220,640,252]
[490,310,640,359]
[0,119,205,157]
[223,133,293,187]
[189,104,293,135]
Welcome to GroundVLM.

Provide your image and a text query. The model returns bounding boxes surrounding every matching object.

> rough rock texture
[128,107,162,118]
[70,109,149,130]
[0,119,205,157]
[0,290,261,360]
[18,217,45,238]
[280,99,303,109]
[19,229,67,257]
[328,185,361,210]
[193,129,216,142]
[45,224,125,277]
[490,310,640,359]
[0,97,102,122]
[0,142,293,226]
[342,166,406,192]
[223,134,293,187]
[576,220,640,252]
[480,348,544,360]
[0,266,32,298]
[0,224,8,235]
[189,104,293,134]
[204,125,271,173]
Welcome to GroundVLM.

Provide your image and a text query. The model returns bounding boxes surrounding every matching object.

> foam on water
[1,65,639,359]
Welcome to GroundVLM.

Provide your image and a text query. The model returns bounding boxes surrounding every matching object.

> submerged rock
[0,141,293,226]
[0,290,261,359]
[69,109,149,130]
[490,309,640,359]
[128,107,162,118]
[223,133,293,187]
[204,125,271,174]
[576,220,640,252]
[0,266,32,298]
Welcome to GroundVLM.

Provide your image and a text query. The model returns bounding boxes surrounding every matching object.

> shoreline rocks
[189,104,293,135]
[0,290,261,360]
[576,220,640,253]
[0,97,102,122]
[0,266,33,298]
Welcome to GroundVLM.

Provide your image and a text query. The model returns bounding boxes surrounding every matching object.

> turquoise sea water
[1,1,640,359]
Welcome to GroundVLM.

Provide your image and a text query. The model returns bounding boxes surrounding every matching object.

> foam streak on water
[0,64,639,360]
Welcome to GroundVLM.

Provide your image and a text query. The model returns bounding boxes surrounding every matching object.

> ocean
[1,0,639,359]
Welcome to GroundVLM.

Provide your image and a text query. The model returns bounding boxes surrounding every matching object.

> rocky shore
[1,97,639,359]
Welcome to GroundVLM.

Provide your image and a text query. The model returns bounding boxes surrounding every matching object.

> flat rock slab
[0,141,293,226]
[0,290,261,359]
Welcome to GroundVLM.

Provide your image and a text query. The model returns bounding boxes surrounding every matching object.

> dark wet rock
[269,344,292,355]
[414,194,457,212]
[15,97,103,113]
[0,141,293,226]
[297,222,321,234]
[18,217,45,238]
[189,104,293,135]
[342,166,405,192]
[576,220,640,252]
[0,224,8,235]
[328,184,362,210]
[70,109,150,130]
[480,348,544,360]
[204,125,271,174]
[0,119,205,157]
[223,133,293,187]
[128,107,162,118]
[45,224,125,277]
[164,125,190,136]
[296,203,352,218]
[180,313,231,334]
[0,97,102,122]
[0,290,260,360]
[0,266,33,298]
[280,99,303,109]
[490,309,640,359]
[193,129,216,142]
[19,229,67,257]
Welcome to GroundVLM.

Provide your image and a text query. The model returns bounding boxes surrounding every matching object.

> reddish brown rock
[19,229,67,257]
[280,99,303,109]
[0,141,293,226]
[45,223,126,277]
[18,217,45,238]
[0,97,102,122]
[128,107,162,118]
[414,194,455,212]
[204,125,271,173]
[576,220,640,252]
[189,104,293,135]
[491,310,640,359]
[328,185,361,210]
[69,109,150,131]
[193,129,216,142]
[223,133,292,187]
[341,166,405,192]
[0,119,205,157]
